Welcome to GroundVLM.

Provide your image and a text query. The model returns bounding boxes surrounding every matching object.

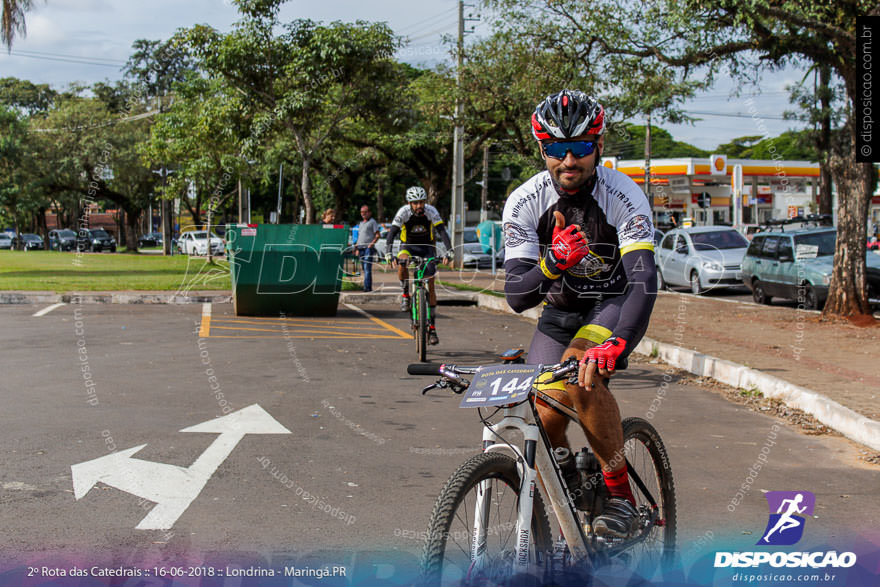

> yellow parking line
[211,325,390,336]
[207,334,405,339]
[343,303,412,339]
[212,318,387,331]
[199,303,211,337]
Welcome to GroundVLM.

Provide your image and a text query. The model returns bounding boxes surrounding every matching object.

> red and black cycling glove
[580,336,627,372]
[541,213,590,278]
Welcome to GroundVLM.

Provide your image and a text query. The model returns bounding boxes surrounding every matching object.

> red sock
[603,467,636,507]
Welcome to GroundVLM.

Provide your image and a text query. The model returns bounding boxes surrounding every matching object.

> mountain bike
[408,352,676,585]
[407,256,435,362]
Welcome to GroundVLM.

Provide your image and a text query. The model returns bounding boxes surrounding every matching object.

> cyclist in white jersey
[502,90,658,538]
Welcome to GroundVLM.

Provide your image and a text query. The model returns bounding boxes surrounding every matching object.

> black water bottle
[553,447,580,491]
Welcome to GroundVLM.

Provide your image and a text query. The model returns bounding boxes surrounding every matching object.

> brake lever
[422,382,440,395]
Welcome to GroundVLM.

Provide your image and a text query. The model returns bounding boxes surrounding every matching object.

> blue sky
[0,0,810,151]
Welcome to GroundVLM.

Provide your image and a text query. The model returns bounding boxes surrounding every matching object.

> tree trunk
[822,148,872,318]
[125,206,140,253]
[301,157,315,224]
[377,178,384,222]
[817,65,832,216]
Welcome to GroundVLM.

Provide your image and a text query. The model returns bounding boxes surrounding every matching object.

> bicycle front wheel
[417,286,428,362]
[619,416,677,574]
[420,452,552,586]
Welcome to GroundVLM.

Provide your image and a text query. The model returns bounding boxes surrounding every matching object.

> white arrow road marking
[70,404,291,530]
[33,302,65,317]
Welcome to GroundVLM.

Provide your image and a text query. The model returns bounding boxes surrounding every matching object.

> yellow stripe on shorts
[574,324,612,344]
[533,370,567,392]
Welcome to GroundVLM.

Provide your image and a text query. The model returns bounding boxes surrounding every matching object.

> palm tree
[2,0,36,50]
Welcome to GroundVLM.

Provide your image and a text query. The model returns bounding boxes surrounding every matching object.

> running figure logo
[758,490,815,546]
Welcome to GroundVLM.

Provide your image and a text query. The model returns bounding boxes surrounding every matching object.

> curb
[470,292,880,454]
[0,292,232,304]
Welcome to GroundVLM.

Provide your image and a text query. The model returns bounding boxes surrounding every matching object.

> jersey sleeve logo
[503,222,536,248]
[566,251,611,278]
[620,215,653,242]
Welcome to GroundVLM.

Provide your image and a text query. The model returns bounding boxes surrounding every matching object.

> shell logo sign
[710,154,727,175]
[601,157,617,170]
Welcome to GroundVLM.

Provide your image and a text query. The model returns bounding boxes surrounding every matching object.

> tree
[142,75,243,240]
[0,77,56,115]
[571,0,876,318]
[180,0,401,223]
[1,0,36,50]
[0,105,30,238]
[30,94,156,251]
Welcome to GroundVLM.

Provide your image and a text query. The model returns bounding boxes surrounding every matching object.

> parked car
[138,232,164,248]
[734,224,762,240]
[177,231,224,256]
[76,228,117,252]
[653,228,664,247]
[49,229,78,251]
[0,233,12,249]
[741,227,880,310]
[655,226,750,294]
[13,233,45,251]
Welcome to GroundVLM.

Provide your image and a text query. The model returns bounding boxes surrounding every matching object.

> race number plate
[459,364,541,408]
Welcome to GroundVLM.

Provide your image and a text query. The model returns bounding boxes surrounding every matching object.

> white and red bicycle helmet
[531,90,605,140]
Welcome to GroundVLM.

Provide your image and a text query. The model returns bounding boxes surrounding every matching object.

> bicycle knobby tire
[420,452,552,585]
[622,416,677,566]
[417,286,428,362]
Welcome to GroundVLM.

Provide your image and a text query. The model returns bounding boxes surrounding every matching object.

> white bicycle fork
[471,402,589,577]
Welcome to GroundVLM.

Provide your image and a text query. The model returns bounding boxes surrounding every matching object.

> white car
[177,231,224,256]
[655,227,750,294]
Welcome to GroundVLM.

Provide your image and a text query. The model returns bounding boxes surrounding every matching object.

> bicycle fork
[473,407,590,577]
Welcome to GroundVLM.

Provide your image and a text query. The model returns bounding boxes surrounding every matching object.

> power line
[4,50,125,68]
[396,6,458,36]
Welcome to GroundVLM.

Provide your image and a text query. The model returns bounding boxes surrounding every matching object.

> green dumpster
[225,223,348,316]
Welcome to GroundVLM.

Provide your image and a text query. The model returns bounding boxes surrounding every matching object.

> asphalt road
[0,301,877,583]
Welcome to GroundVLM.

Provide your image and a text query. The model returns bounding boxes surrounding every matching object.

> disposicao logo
[758,490,815,546]
[714,490,857,569]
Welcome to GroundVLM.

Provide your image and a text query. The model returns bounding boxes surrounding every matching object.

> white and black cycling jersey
[391,204,445,245]
[502,167,655,312]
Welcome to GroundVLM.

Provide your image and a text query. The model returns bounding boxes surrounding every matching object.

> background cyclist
[385,186,452,345]
[501,90,658,539]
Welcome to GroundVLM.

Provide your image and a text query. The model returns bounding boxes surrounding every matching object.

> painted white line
[71,404,291,530]
[32,302,65,317]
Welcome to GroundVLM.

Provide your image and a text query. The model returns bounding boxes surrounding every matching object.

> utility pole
[480,143,489,223]
[238,179,243,224]
[275,163,284,224]
[644,111,653,214]
[152,166,174,255]
[450,0,479,268]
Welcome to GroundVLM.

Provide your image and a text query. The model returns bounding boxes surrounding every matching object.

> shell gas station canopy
[601,154,837,227]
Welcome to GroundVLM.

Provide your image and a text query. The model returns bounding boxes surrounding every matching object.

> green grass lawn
[0,250,231,291]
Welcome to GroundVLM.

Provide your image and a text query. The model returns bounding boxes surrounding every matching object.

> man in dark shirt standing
[356,205,381,292]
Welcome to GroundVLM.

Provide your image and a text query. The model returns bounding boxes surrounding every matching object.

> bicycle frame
[408,256,434,327]
[475,394,591,575]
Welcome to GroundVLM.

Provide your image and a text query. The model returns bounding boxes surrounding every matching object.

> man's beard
[552,166,590,191]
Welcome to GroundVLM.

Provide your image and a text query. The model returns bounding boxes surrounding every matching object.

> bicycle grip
[407,363,445,376]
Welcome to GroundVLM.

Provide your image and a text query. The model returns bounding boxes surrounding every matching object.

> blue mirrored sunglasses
[542,140,598,160]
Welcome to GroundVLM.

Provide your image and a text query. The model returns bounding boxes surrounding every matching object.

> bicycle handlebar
[407,358,578,391]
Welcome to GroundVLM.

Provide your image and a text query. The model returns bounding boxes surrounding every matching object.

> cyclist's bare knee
[536,393,570,449]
